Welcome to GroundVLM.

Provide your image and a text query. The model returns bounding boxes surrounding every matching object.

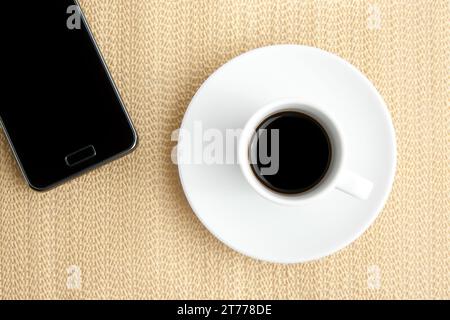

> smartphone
[0,1,138,191]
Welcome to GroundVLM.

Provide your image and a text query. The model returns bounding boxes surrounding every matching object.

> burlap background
[0,0,448,299]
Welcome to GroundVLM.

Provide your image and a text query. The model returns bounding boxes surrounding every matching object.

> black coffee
[250,111,332,194]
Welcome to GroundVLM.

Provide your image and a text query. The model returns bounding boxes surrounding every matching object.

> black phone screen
[0,1,137,190]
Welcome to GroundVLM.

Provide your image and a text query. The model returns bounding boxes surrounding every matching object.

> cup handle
[336,170,373,200]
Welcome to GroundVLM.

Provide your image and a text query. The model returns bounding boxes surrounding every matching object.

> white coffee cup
[238,98,374,206]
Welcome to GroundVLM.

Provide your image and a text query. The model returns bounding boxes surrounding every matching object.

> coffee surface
[250,111,332,194]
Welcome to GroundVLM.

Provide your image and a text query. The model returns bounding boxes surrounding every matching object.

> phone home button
[65,145,97,167]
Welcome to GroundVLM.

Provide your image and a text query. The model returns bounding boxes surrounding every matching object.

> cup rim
[238,98,345,206]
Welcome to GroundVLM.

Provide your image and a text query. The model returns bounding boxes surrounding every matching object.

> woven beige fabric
[0,0,448,299]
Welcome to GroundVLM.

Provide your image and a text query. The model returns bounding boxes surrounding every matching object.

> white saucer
[178,45,396,263]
